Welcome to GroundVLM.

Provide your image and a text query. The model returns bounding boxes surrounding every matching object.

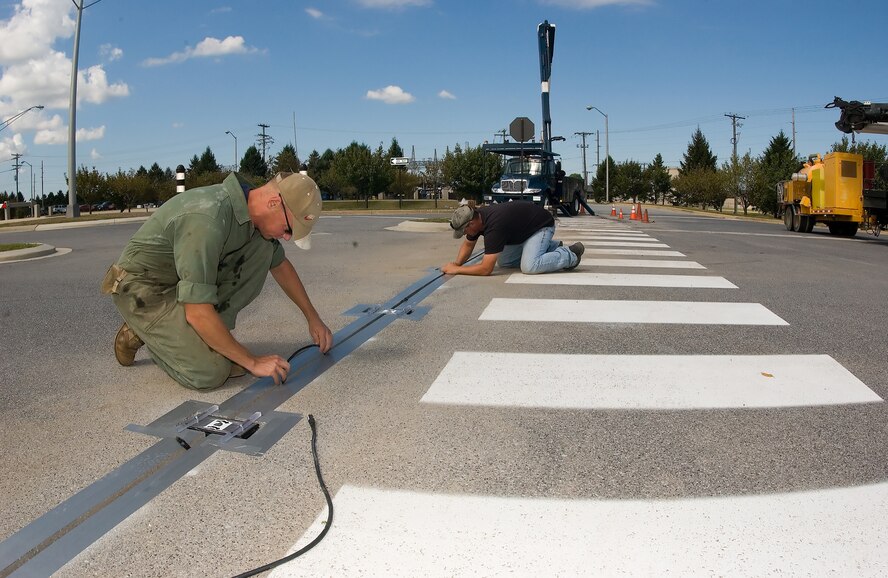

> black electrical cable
[287,343,319,363]
[230,414,333,578]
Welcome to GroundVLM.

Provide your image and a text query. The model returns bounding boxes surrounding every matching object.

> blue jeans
[496,225,576,274]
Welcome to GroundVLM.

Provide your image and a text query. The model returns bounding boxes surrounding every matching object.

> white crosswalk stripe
[275,483,888,577]
[576,259,705,269]
[479,298,788,325]
[506,272,736,288]
[422,352,881,409]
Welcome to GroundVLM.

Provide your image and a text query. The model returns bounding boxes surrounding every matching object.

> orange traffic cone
[643,209,649,223]
[629,205,637,220]
[618,208,624,220]
[610,205,616,217]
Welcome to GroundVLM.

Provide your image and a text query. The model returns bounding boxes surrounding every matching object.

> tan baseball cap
[270,172,322,249]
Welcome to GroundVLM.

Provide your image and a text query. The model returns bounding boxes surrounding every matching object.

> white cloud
[0,0,74,64]
[142,36,260,67]
[541,0,653,8]
[172,122,185,129]
[210,7,232,14]
[356,0,431,7]
[306,7,324,19]
[366,85,415,104]
[0,133,26,160]
[99,44,123,62]
[32,119,104,145]
[0,0,128,142]
[90,148,101,160]
[438,89,456,100]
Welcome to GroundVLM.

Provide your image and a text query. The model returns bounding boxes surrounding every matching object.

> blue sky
[1,0,886,197]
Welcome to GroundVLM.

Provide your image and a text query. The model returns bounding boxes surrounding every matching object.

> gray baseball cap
[449,205,475,239]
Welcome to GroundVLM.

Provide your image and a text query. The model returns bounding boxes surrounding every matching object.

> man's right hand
[248,354,290,385]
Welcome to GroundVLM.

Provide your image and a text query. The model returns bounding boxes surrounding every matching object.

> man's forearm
[271,259,321,322]
[184,302,255,368]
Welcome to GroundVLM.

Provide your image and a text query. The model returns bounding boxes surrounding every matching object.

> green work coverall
[107,173,284,389]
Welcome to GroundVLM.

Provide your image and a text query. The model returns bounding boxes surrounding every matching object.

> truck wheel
[784,206,797,231]
[798,215,810,233]
[803,216,815,233]
[792,208,801,232]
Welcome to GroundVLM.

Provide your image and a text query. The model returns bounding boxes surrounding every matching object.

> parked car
[78,204,91,212]
[51,205,66,215]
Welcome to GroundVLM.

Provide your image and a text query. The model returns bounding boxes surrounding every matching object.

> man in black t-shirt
[442,202,584,276]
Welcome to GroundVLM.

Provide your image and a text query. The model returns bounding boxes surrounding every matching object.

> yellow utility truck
[777,97,888,236]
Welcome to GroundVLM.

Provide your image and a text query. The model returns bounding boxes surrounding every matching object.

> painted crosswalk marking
[274,484,888,577]
[421,352,880,409]
[559,235,662,242]
[577,259,705,269]
[506,272,736,288]
[573,241,670,247]
[585,248,685,256]
[479,298,788,325]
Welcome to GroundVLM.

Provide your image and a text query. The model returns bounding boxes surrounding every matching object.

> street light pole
[225,130,238,170]
[67,0,104,219]
[586,106,609,203]
[0,105,44,132]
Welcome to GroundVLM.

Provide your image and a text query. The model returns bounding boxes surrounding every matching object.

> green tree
[189,146,221,175]
[680,128,717,175]
[673,168,724,209]
[442,144,502,201]
[239,145,268,179]
[75,165,110,213]
[271,144,301,174]
[646,153,672,205]
[613,160,645,202]
[387,137,404,160]
[754,130,799,216]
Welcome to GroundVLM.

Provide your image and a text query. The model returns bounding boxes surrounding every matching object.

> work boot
[229,363,247,378]
[114,322,144,366]
[565,242,585,270]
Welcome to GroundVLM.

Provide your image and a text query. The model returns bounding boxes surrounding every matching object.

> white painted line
[479,299,788,325]
[579,259,705,269]
[586,249,686,257]
[558,235,662,242]
[422,352,880,409]
[579,241,670,247]
[557,229,648,235]
[506,273,736,288]
[272,483,888,577]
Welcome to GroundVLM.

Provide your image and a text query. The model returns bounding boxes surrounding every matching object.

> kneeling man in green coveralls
[102,172,333,390]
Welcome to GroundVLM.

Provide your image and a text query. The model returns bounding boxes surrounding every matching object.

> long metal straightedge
[0,262,463,578]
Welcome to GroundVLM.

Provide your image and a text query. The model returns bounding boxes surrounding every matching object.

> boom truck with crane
[481,20,591,217]
[777,97,888,236]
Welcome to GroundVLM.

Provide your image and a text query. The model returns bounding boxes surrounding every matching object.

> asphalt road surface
[2,205,888,577]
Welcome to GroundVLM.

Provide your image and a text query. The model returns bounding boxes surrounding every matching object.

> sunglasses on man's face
[280,195,292,236]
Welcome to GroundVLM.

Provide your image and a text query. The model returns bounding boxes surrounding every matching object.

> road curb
[0,243,57,262]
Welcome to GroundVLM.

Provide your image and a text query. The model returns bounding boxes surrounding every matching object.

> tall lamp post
[0,105,44,132]
[586,106,609,203]
[225,130,238,170]
[67,0,104,218]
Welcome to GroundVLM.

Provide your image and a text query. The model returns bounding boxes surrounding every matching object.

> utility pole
[257,123,273,164]
[725,112,746,215]
[11,153,22,197]
[574,131,593,187]
[792,108,796,156]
